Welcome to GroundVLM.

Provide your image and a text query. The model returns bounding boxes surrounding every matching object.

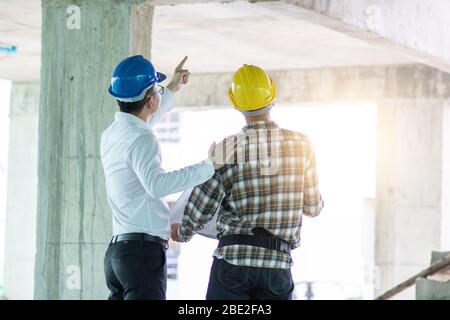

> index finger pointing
[175,56,188,72]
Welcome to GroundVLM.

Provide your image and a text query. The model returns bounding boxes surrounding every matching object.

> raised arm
[147,56,190,127]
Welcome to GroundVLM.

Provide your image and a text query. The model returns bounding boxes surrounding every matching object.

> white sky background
[0,79,11,293]
[161,103,376,300]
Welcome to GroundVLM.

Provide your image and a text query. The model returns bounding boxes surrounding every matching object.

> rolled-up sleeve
[303,142,324,217]
[179,172,224,242]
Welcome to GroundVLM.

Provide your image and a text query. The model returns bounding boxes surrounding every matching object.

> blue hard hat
[108,55,166,102]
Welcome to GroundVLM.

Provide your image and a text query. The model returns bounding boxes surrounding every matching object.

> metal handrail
[375,254,450,300]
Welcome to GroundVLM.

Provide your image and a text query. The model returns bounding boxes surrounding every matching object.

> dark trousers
[104,240,167,300]
[206,258,294,300]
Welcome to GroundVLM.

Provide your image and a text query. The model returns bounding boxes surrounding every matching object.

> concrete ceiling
[0,0,415,82]
[152,1,413,74]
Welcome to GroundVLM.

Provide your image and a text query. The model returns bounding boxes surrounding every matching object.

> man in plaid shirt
[172,64,324,300]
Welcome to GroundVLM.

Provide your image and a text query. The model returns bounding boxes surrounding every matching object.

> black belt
[110,233,168,249]
[218,228,291,254]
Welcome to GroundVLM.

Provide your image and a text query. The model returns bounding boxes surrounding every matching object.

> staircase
[376,251,450,300]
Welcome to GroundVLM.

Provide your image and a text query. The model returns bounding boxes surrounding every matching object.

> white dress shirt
[101,89,215,240]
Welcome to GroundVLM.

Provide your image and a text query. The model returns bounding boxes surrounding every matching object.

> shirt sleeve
[178,172,225,242]
[303,142,324,217]
[128,134,215,198]
[147,88,176,127]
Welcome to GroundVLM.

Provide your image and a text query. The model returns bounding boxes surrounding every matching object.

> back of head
[108,55,166,113]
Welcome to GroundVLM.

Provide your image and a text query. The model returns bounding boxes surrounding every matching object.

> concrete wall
[3,82,39,299]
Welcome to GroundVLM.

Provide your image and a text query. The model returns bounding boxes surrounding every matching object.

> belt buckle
[271,237,280,250]
[271,237,289,254]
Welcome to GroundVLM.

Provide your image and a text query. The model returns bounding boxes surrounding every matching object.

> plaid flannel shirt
[179,120,323,269]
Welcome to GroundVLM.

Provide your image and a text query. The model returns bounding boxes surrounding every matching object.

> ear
[147,94,157,112]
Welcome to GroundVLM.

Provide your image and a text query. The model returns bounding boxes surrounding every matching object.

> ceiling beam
[174,64,450,108]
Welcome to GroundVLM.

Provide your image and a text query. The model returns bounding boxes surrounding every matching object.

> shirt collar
[242,120,278,132]
[114,111,149,130]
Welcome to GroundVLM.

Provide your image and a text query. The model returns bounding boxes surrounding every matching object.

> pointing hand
[167,56,190,93]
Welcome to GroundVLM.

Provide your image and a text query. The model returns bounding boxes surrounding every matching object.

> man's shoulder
[216,128,312,147]
[100,122,116,145]
[217,131,242,145]
[101,121,154,145]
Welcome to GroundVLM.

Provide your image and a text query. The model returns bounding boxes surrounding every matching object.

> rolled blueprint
[169,187,219,239]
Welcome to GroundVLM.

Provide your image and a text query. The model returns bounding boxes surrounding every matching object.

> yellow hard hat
[228,64,277,112]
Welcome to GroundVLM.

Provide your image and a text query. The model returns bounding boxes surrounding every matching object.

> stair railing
[375,254,450,300]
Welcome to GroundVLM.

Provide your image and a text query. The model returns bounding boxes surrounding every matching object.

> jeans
[104,240,167,300]
[206,258,294,300]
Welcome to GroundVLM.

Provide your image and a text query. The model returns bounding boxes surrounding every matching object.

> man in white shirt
[101,55,234,300]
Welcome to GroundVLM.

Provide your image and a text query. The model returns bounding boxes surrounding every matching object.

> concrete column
[375,99,447,299]
[35,0,153,299]
[3,82,40,299]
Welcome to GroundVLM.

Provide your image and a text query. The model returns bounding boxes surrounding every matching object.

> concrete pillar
[35,0,154,299]
[375,99,447,299]
[3,82,40,299]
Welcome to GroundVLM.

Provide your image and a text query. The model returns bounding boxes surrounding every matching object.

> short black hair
[117,88,152,113]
